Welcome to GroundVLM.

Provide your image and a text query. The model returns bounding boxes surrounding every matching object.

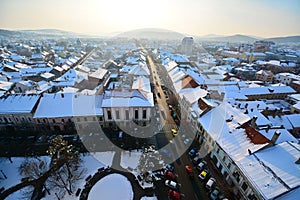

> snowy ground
[140,197,158,200]
[120,149,142,170]
[88,173,133,200]
[0,151,115,200]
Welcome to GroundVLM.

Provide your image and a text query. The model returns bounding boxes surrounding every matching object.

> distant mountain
[197,34,259,43]
[265,36,300,43]
[114,28,186,40]
[0,29,93,39]
[199,34,225,38]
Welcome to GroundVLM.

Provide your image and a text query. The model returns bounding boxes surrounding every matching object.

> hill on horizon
[114,28,186,40]
[0,28,299,43]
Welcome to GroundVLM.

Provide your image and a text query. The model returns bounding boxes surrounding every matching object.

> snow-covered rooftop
[132,76,151,93]
[34,93,103,118]
[102,89,154,108]
[238,142,300,200]
[0,94,40,114]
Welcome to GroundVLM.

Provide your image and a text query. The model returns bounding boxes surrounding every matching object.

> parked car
[167,190,181,200]
[185,165,194,178]
[164,170,177,181]
[193,155,202,165]
[209,186,220,200]
[206,177,216,190]
[165,164,174,172]
[165,180,179,190]
[196,160,207,171]
[157,92,161,98]
[198,169,209,181]
[188,148,198,158]
[218,193,227,200]
[171,129,177,137]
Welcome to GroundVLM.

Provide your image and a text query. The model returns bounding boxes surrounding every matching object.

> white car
[165,180,179,190]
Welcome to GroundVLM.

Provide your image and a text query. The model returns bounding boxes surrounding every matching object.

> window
[143,109,147,119]
[53,119,56,123]
[28,117,31,122]
[125,110,129,120]
[216,147,220,154]
[135,110,139,119]
[16,118,19,122]
[107,110,112,120]
[37,119,40,123]
[43,119,46,123]
[93,117,96,121]
[233,171,240,182]
[68,119,72,123]
[222,156,226,162]
[61,119,65,123]
[227,163,231,170]
[248,194,257,200]
[77,118,80,122]
[242,182,248,191]
[115,110,120,119]
[84,117,87,121]
[99,116,103,121]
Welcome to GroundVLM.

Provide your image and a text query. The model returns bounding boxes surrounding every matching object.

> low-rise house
[274,73,300,86]
[102,89,154,127]
[88,67,110,88]
[0,94,41,131]
[33,93,103,132]
[239,86,296,100]
[197,102,300,200]
[255,70,274,83]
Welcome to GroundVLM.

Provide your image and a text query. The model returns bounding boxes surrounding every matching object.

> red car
[168,190,181,200]
[185,165,194,178]
[164,170,177,181]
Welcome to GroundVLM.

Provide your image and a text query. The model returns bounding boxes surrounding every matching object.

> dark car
[165,164,174,172]
[209,186,220,200]
[157,92,161,98]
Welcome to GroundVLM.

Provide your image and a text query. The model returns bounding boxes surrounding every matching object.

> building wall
[103,107,152,127]
[0,113,36,131]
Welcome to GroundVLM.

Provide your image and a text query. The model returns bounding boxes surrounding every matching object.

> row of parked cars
[188,148,228,200]
[162,164,183,200]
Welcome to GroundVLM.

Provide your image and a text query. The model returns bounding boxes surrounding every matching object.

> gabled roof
[34,93,103,118]
[132,76,151,93]
[128,62,150,76]
[0,94,41,114]
[102,89,153,108]
[239,142,300,200]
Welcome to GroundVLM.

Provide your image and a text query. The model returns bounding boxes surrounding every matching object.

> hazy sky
[0,0,299,37]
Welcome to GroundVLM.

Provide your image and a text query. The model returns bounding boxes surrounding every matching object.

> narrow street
[146,50,210,200]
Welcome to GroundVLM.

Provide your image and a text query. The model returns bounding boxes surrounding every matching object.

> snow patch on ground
[1,152,113,200]
[88,173,133,200]
[121,149,142,170]
[140,197,158,200]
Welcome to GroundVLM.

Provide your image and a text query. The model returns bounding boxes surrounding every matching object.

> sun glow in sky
[0,0,299,37]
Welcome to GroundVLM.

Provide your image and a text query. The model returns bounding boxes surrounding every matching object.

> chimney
[270,130,281,146]
[250,116,258,127]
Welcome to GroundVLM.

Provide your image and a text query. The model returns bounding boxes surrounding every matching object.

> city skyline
[0,0,300,38]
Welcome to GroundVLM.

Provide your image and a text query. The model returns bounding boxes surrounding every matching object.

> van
[206,177,216,190]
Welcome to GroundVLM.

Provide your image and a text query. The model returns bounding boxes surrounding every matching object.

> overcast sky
[1,0,299,37]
